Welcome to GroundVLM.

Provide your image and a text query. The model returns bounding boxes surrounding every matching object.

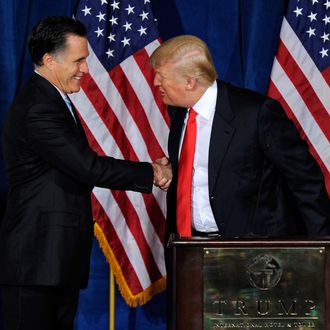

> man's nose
[153,73,161,86]
[80,61,89,74]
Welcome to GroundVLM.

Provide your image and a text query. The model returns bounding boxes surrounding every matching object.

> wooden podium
[168,236,330,330]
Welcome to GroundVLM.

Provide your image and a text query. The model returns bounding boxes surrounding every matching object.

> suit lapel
[61,97,78,126]
[33,73,86,136]
[63,97,84,130]
[70,102,88,138]
[63,97,88,139]
[208,81,236,195]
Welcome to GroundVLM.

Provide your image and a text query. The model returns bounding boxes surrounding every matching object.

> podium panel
[168,237,330,330]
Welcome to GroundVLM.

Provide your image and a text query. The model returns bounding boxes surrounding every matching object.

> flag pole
[109,268,115,330]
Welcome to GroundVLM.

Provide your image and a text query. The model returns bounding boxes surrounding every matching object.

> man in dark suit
[0,16,171,330]
[150,34,330,241]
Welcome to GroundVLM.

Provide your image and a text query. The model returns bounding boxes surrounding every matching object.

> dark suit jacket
[0,73,153,289]
[167,80,330,239]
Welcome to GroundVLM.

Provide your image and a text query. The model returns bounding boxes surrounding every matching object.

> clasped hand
[152,157,172,192]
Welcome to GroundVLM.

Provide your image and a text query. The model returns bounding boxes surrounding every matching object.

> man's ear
[42,53,55,70]
[186,77,198,90]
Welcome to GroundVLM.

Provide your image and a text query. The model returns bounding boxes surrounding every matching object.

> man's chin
[70,86,81,94]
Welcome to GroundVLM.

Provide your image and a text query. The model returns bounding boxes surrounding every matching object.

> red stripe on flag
[132,47,170,127]
[322,66,330,87]
[275,40,330,142]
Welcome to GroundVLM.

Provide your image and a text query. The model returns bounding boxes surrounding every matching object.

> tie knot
[189,108,197,119]
[187,109,197,125]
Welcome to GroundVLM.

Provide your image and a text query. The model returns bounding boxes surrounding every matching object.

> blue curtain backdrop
[0,0,287,329]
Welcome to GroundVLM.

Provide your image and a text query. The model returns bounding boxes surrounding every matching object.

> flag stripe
[322,66,330,86]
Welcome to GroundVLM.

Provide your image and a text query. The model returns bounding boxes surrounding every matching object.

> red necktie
[176,109,197,237]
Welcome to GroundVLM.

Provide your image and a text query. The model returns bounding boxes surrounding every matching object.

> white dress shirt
[179,81,218,232]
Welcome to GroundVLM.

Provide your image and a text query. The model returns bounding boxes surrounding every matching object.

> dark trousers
[0,285,80,330]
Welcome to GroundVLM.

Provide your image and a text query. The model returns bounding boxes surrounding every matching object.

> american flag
[70,0,169,306]
[267,0,330,194]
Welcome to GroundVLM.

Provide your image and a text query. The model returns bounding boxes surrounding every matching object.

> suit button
[210,195,215,200]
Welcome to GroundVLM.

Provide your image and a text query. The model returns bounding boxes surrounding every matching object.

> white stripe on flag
[145,39,161,57]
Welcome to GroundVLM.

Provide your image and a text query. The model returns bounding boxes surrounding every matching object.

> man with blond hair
[151,34,330,242]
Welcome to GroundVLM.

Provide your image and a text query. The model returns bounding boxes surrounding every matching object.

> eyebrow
[75,56,88,63]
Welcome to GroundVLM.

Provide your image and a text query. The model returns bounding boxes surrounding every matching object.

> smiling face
[42,34,89,94]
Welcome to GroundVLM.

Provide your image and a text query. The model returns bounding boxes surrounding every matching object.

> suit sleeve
[258,98,330,235]
[26,103,153,193]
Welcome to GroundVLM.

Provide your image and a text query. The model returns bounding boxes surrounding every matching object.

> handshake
[151,157,172,192]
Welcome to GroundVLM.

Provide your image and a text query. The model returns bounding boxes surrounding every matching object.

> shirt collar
[190,80,217,120]
[34,69,67,100]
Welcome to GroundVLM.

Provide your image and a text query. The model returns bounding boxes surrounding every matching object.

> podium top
[167,233,330,248]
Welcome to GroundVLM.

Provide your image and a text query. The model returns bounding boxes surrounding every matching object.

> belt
[191,228,221,238]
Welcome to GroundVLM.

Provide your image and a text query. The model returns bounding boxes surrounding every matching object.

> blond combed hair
[150,35,218,87]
